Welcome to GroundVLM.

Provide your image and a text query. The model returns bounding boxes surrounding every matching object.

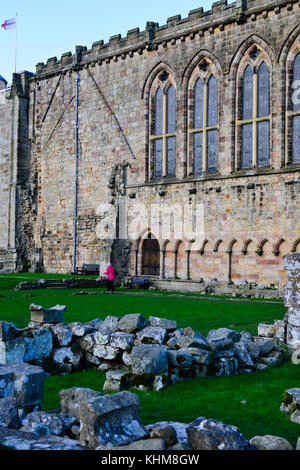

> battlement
[34,0,298,78]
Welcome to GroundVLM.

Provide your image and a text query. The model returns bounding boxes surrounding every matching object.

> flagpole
[14,13,18,73]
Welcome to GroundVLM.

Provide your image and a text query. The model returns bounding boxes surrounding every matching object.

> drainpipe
[73,47,82,274]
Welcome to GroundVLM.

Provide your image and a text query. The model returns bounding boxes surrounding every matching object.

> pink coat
[104,265,115,281]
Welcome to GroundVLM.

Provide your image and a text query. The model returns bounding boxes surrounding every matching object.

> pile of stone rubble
[0,305,285,392]
[0,375,298,450]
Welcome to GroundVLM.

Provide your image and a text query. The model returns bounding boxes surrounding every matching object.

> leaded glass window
[189,74,218,174]
[150,83,177,178]
[238,61,270,169]
[288,53,300,163]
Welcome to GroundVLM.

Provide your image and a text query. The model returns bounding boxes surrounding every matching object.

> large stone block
[30,304,66,324]
[283,254,300,271]
[103,370,132,393]
[22,328,53,362]
[52,347,82,373]
[284,288,300,308]
[93,345,120,361]
[179,347,211,366]
[148,317,177,331]
[253,337,275,356]
[130,344,169,375]
[135,326,167,345]
[79,391,147,448]
[0,368,14,398]
[258,350,284,368]
[20,411,76,437]
[186,417,256,450]
[214,357,239,376]
[59,388,103,421]
[48,324,73,347]
[0,397,20,429]
[206,328,241,344]
[0,321,20,341]
[177,328,210,351]
[233,342,254,368]
[116,314,148,334]
[273,320,287,343]
[101,316,120,331]
[0,363,44,412]
[68,322,93,337]
[0,337,26,363]
[110,332,135,351]
[257,323,275,338]
[286,307,300,328]
[250,435,293,451]
[167,350,194,368]
[0,427,82,450]
[285,271,300,291]
[94,330,111,345]
[286,324,300,344]
[280,388,300,420]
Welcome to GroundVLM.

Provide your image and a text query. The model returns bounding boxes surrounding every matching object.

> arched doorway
[142,234,160,276]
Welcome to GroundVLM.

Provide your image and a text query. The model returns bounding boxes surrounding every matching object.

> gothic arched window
[150,80,176,179]
[237,60,271,169]
[189,69,218,174]
[287,53,300,163]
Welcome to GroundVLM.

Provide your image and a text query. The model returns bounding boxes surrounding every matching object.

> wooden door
[142,237,160,275]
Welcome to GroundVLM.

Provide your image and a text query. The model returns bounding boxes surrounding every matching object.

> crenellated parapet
[33,0,299,79]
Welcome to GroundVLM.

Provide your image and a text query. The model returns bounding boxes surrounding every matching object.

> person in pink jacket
[104,263,116,293]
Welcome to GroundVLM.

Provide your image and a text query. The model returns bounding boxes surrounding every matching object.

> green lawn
[0,273,285,335]
[0,273,299,448]
[43,363,300,448]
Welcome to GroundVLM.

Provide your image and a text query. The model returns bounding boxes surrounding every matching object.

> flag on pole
[1,18,17,30]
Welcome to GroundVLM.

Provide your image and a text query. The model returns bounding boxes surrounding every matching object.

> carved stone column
[283,254,300,353]
[159,250,165,279]
[186,250,191,280]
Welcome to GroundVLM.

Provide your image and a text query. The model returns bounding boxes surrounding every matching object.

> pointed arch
[283,28,300,165]
[174,239,185,253]
[146,63,177,180]
[198,239,209,255]
[279,23,300,65]
[273,238,286,257]
[233,37,272,171]
[227,239,238,253]
[181,49,223,88]
[142,61,178,99]
[256,238,269,256]
[161,239,170,252]
[185,53,220,176]
[242,239,253,255]
[142,232,160,276]
[230,34,276,78]
[292,238,300,253]
[213,240,223,252]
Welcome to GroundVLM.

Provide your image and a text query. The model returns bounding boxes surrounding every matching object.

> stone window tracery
[149,73,177,179]
[236,47,271,170]
[287,52,300,164]
[188,59,219,175]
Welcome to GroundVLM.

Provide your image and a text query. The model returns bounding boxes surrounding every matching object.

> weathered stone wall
[1,0,299,286]
[0,72,33,272]
[127,173,299,287]
[0,83,16,271]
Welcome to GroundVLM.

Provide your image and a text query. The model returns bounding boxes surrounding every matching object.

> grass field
[0,273,299,448]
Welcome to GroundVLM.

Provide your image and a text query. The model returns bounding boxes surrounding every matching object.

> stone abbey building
[0,0,299,291]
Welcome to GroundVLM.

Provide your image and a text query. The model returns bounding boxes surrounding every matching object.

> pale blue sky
[0,0,234,84]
